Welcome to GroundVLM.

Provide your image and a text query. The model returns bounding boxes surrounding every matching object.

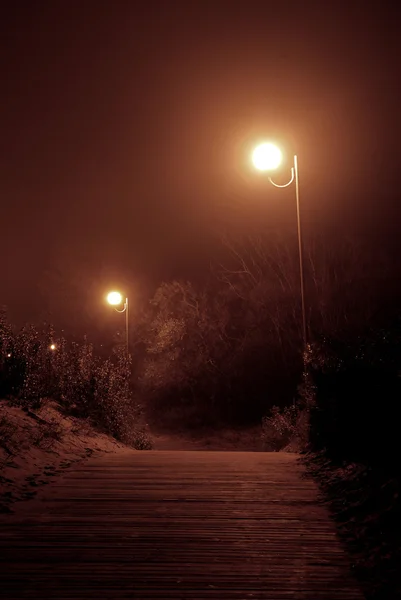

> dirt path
[151,433,212,451]
[150,426,264,452]
[0,451,363,599]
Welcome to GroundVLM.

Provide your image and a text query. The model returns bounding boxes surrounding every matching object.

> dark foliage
[137,274,302,430]
[0,308,150,448]
[304,319,401,599]
[306,322,401,468]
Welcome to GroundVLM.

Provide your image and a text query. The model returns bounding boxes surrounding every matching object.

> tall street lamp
[106,291,129,357]
[251,142,307,353]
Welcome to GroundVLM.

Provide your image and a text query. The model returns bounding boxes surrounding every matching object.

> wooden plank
[0,451,363,599]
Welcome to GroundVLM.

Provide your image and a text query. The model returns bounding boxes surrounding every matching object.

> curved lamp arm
[114,298,128,313]
[268,167,295,188]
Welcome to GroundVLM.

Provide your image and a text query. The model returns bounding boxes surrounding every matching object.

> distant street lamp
[251,142,307,353]
[106,291,129,357]
[49,343,57,351]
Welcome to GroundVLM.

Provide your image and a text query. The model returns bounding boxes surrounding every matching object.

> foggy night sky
[1,2,400,329]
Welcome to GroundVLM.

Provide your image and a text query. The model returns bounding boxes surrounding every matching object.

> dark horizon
[1,2,400,328]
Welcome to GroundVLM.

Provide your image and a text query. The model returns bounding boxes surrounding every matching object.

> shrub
[125,428,153,450]
[52,337,97,418]
[92,347,133,439]
[306,326,401,467]
[261,404,308,451]
[0,310,148,448]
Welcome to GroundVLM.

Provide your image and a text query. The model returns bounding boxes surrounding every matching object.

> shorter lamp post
[106,291,129,357]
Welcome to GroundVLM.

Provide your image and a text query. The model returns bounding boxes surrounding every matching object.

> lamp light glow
[252,142,282,171]
[107,291,123,306]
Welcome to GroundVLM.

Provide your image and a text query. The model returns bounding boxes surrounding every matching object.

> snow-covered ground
[0,399,129,514]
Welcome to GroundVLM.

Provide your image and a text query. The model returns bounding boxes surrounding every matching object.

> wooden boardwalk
[0,451,364,599]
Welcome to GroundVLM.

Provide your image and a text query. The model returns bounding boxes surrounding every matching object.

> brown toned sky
[1,2,400,328]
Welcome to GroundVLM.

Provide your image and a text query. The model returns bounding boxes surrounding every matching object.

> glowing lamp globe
[107,291,123,306]
[252,143,282,171]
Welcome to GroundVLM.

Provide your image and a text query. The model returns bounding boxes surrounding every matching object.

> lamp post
[106,291,129,357]
[251,142,307,354]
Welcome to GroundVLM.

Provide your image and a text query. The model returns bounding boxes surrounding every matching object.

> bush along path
[0,309,153,514]
[301,328,401,600]
[304,452,400,600]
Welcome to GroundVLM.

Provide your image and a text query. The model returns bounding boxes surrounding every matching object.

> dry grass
[31,418,63,450]
[1,404,63,456]
[0,412,19,461]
